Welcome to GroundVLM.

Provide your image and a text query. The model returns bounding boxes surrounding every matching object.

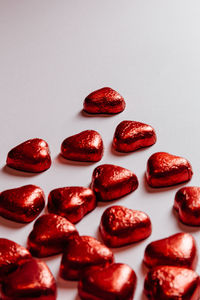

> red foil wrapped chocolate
[60,235,114,280]
[144,266,200,300]
[100,205,152,247]
[27,214,78,257]
[61,130,103,162]
[83,87,126,114]
[6,138,51,173]
[143,232,198,270]
[48,186,96,224]
[0,185,45,223]
[113,120,156,152]
[146,152,193,187]
[91,164,138,201]
[78,263,137,300]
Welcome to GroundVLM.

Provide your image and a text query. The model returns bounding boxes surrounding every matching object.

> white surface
[0,1,200,299]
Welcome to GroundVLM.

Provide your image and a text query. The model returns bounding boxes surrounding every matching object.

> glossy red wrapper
[0,185,45,223]
[100,205,152,247]
[78,263,137,300]
[144,265,200,300]
[83,87,126,114]
[61,130,104,162]
[60,235,114,280]
[1,258,57,300]
[48,186,96,224]
[113,120,156,152]
[27,214,78,257]
[91,164,138,201]
[146,152,193,187]
[144,232,198,270]
[6,138,51,173]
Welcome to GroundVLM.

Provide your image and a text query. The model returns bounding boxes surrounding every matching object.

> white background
[0,1,200,299]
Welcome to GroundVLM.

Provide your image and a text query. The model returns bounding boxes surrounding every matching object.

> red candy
[1,258,57,300]
[144,266,200,300]
[100,206,152,247]
[48,186,96,224]
[6,138,51,173]
[146,152,193,187]
[27,214,78,257]
[83,87,126,114]
[0,185,45,223]
[91,164,138,201]
[78,263,137,300]
[113,120,156,152]
[60,235,114,280]
[143,232,198,270]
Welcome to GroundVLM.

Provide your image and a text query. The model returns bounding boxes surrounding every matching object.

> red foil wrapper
[6,138,51,173]
[48,186,96,224]
[100,205,152,247]
[144,232,198,270]
[83,87,126,114]
[60,235,114,281]
[61,130,104,162]
[146,152,193,187]
[91,164,138,201]
[0,185,45,223]
[113,120,156,152]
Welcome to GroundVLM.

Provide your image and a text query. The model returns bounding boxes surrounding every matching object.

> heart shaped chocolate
[6,138,51,173]
[83,87,125,114]
[91,164,138,201]
[78,263,137,300]
[61,130,103,162]
[60,235,114,280]
[27,214,78,257]
[146,152,193,187]
[100,205,152,247]
[144,232,198,269]
[113,120,157,152]
[0,185,45,223]
[48,186,96,223]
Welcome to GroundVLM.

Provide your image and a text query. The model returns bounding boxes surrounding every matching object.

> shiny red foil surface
[27,214,78,257]
[6,138,51,173]
[78,263,137,300]
[100,206,152,247]
[144,266,200,300]
[83,87,126,114]
[48,187,96,224]
[91,164,138,201]
[174,186,200,226]
[60,235,114,281]
[0,185,45,223]
[61,130,103,162]
[146,152,193,187]
[144,232,198,270]
[113,120,156,152]
[1,258,57,300]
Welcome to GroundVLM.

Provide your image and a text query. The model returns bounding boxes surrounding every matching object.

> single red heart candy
[48,186,96,224]
[60,235,114,280]
[27,214,78,257]
[1,258,57,300]
[61,130,103,162]
[0,185,45,223]
[6,138,51,173]
[91,164,138,201]
[100,205,152,247]
[144,266,200,300]
[146,152,193,187]
[143,232,198,269]
[83,87,126,114]
[78,263,137,300]
[113,120,157,152]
